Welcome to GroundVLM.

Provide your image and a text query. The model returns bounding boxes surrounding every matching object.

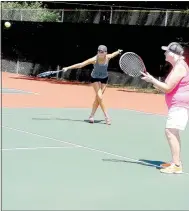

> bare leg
[89,82,110,124]
[165,128,181,166]
[160,108,188,173]
[90,82,107,117]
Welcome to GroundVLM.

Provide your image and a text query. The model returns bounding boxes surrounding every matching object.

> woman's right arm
[141,65,186,93]
[63,57,96,71]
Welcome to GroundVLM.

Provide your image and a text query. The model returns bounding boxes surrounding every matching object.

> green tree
[1,1,61,22]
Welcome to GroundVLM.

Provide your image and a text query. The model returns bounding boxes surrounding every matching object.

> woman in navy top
[63,45,122,125]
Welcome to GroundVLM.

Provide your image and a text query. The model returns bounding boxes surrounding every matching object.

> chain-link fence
[2,58,164,89]
[2,58,58,77]
[2,9,189,27]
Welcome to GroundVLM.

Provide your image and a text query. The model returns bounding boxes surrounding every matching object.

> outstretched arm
[63,57,96,71]
[107,49,123,59]
[141,65,186,93]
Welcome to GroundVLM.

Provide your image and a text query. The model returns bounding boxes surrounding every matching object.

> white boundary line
[2,88,39,95]
[2,146,79,151]
[2,125,189,176]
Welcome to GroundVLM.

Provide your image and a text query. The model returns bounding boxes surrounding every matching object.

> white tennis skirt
[166,107,189,130]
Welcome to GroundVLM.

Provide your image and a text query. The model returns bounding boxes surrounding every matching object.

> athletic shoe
[89,116,94,123]
[160,163,183,174]
[160,161,182,168]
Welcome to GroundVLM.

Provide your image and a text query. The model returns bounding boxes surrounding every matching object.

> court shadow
[117,89,139,93]
[9,76,90,86]
[102,158,165,169]
[32,117,105,124]
[116,89,158,94]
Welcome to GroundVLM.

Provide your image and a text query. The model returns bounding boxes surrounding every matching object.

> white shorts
[166,107,189,130]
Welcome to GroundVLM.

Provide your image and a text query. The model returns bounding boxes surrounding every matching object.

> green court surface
[2,108,189,210]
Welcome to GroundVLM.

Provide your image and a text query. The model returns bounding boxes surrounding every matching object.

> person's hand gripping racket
[140,71,154,83]
[140,71,162,91]
[62,67,68,72]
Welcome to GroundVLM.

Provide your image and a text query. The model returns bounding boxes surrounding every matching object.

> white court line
[2,146,79,151]
[2,88,39,95]
[2,125,189,176]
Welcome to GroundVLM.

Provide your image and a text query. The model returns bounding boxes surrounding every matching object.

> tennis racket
[119,52,146,77]
[37,70,63,78]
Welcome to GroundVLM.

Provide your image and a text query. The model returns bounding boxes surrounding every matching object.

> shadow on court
[117,89,140,93]
[9,76,90,86]
[116,89,160,94]
[102,158,165,169]
[32,117,106,124]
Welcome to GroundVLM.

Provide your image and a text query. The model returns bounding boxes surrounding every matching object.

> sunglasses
[98,50,106,53]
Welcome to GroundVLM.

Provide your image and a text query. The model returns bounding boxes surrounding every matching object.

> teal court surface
[2,107,189,210]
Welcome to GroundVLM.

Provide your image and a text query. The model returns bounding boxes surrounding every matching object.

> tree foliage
[1,1,61,22]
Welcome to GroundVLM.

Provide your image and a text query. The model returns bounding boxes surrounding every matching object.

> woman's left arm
[107,49,123,59]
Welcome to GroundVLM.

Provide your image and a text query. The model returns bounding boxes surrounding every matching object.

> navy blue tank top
[91,56,109,78]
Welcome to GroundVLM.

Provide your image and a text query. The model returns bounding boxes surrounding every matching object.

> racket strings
[119,53,145,77]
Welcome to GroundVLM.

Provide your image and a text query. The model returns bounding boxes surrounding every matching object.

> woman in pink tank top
[165,59,189,109]
[141,42,189,174]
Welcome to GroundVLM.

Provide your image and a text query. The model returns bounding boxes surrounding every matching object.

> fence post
[109,7,113,24]
[61,9,64,22]
[56,65,59,79]
[16,59,19,74]
[20,9,22,21]
[165,10,168,27]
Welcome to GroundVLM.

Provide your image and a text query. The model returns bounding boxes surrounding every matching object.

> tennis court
[2,72,189,210]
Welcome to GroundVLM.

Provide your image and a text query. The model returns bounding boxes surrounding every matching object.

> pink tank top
[165,60,189,109]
